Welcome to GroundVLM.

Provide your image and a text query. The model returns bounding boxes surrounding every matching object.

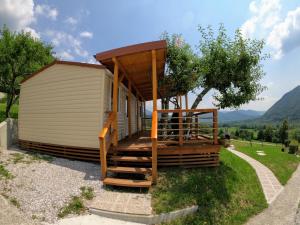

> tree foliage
[0,26,54,117]
[279,120,289,145]
[162,24,267,109]
[160,33,199,107]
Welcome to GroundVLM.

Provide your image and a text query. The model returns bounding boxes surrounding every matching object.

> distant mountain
[261,85,300,122]
[219,110,265,123]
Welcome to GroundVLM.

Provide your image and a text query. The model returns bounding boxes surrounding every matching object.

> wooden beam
[112,57,119,146]
[152,50,157,111]
[128,81,132,137]
[118,73,125,85]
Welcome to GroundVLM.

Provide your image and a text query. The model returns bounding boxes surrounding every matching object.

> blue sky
[1,0,300,111]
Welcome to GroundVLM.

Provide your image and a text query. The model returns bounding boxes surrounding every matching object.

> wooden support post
[213,109,218,145]
[152,50,157,184]
[143,101,146,131]
[152,50,157,111]
[128,81,132,138]
[99,139,106,180]
[196,116,199,137]
[112,57,119,146]
[178,110,183,146]
[137,99,139,134]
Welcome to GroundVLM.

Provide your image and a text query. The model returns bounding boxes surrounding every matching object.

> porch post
[151,50,158,183]
[143,101,146,132]
[112,57,119,146]
[137,99,139,134]
[128,81,132,138]
[213,109,218,145]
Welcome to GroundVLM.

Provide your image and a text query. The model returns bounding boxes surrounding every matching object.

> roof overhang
[95,40,167,101]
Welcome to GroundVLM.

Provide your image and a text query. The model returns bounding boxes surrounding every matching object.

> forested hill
[261,85,300,122]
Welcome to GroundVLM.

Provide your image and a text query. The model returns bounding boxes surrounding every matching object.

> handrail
[157,108,217,113]
[99,111,116,181]
[151,110,158,183]
[155,108,218,145]
[99,112,116,139]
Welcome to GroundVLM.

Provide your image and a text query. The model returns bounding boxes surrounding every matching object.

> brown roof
[21,60,106,84]
[95,40,167,101]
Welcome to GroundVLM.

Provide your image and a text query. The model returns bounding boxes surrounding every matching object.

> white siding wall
[19,64,105,148]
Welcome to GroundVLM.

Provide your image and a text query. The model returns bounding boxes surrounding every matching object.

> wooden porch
[95,41,220,188]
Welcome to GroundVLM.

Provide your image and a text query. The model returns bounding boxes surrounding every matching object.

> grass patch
[0,163,13,179]
[0,103,18,122]
[58,186,95,218]
[80,186,94,200]
[10,197,20,208]
[151,148,267,225]
[232,140,300,185]
[9,152,53,164]
[58,196,85,218]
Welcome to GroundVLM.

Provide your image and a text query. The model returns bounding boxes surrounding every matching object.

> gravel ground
[0,147,102,223]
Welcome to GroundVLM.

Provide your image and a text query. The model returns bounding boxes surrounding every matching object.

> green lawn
[151,148,267,225]
[0,103,18,122]
[232,140,300,185]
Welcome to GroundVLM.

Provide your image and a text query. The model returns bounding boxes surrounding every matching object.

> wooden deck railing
[99,112,116,181]
[151,110,158,183]
[156,108,218,145]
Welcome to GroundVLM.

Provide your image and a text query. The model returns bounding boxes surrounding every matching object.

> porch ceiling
[94,40,167,101]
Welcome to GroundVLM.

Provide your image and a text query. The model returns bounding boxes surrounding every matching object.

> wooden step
[111,156,152,162]
[107,166,152,174]
[103,177,152,188]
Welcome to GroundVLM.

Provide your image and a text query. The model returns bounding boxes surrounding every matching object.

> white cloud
[241,0,281,38]
[35,4,58,20]
[65,17,78,25]
[46,30,89,58]
[24,27,40,39]
[56,51,74,60]
[80,31,93,39]
[242,0,300,59]
[267,7,300,59]
[0,0,38,37]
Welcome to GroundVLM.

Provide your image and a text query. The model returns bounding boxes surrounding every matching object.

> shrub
[288,145,298,154]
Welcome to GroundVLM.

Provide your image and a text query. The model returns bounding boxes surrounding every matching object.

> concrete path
[51,214,143,225]
[88,189,152,215]
[227,145,283,204]
[246,164,300,225]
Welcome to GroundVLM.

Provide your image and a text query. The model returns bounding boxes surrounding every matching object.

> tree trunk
[191,87,211,109]
[5,93,14,118]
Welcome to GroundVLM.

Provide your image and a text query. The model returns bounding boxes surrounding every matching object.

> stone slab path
[227,145,283,204]
[246,164,300,225]
[88,189,152,215]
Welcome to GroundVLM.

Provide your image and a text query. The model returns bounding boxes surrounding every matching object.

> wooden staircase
[103,145,153,188]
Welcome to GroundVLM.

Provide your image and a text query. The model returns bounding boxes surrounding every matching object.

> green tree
[162,24,267,109]
[264,126,274,142]
[0,26,54,117]
[279,120,289,145]
[160,33,199,108]
[257,129,264,141]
